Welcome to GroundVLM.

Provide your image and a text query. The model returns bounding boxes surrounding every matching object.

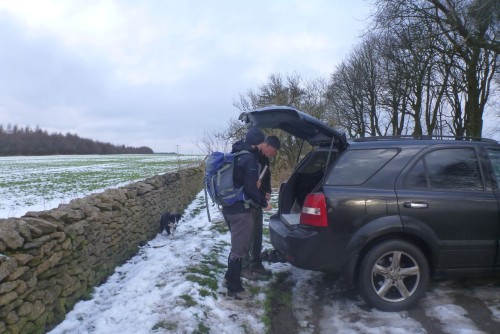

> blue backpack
[204,150,251,206]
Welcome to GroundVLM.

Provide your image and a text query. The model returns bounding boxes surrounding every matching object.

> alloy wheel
[370,250,420,302]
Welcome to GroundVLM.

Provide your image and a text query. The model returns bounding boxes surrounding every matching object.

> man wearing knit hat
[222,126,272,300]
[242,135,281,280]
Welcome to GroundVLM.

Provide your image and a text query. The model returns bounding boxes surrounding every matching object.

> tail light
[300,193,328,227]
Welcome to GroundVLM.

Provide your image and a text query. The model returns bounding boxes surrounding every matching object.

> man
[242,135,281,279]
[222,126,272,300]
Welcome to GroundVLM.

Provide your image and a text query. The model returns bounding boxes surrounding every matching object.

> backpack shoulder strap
[233,149,252,157]
[232,150,253,166]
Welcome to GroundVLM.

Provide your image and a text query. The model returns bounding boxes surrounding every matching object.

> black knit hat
[245,126,265,145]
[265,135,281,150]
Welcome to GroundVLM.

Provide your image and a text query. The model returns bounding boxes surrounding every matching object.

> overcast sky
[0,1,373,153]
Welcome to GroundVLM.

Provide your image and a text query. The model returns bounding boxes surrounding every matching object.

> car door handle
[403,202,428,209]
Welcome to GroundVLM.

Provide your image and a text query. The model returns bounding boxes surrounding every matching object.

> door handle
[403,202,428,209]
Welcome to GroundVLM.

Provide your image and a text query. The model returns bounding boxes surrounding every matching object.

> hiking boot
[250,263,272,277]
[240,267,259,281]
[226,289,253,300]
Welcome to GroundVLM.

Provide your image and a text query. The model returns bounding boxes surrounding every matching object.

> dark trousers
[243,206,263,268]
[223,211,254,292]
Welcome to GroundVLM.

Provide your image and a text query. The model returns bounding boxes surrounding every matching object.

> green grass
[199,288,212,297]
[210,220,228,234]
[152,320,178,331]
[182,238,229,301]
[0,154,202,212]
[179,294,197,307]
[197,322,210,333]
[185,274,218,292]
[262,272,293,333]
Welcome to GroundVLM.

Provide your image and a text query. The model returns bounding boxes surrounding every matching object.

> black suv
[240,106,500,311]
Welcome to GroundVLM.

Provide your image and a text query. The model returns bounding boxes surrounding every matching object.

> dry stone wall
[0,166,203,334]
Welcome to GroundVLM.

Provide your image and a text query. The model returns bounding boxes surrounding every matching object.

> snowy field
[0,154,201,218]
[47,191,500,334]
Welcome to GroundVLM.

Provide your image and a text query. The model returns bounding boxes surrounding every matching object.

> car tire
[357,239,429,311]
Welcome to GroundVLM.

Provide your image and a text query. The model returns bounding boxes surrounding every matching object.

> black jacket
[222,140,268,214]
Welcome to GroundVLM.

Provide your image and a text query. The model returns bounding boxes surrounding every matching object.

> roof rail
[352,135,498,143]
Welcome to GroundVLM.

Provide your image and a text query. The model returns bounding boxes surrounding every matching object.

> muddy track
[266,268,500,334]
[267,272,300,334]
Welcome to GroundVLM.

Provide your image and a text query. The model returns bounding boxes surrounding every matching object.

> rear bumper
[269,217,348,273]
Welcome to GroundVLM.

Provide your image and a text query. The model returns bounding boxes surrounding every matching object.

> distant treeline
[0,124,154,156]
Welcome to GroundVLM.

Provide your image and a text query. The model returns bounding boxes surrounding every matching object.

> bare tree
[327,60,367,137]
[234,73,331,177]
[353,37,384,136]
[428,0,500,53]
[372,0,499,137]
[377,33,412,135]
[194,129,230,157]
[327,34,413,138]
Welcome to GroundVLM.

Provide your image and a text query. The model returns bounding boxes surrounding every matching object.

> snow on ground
[47,191,499,334]
[49,192,268,334]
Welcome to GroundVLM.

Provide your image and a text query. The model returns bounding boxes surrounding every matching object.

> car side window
[486,149,500,187]
[404,159,428,188]
[327,149,399,185]
[405,148,483,191]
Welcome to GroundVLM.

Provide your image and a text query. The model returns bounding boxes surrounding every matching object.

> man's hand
[263,203,272,211]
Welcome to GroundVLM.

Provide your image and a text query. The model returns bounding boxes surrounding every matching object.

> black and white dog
[159,212,182,237]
